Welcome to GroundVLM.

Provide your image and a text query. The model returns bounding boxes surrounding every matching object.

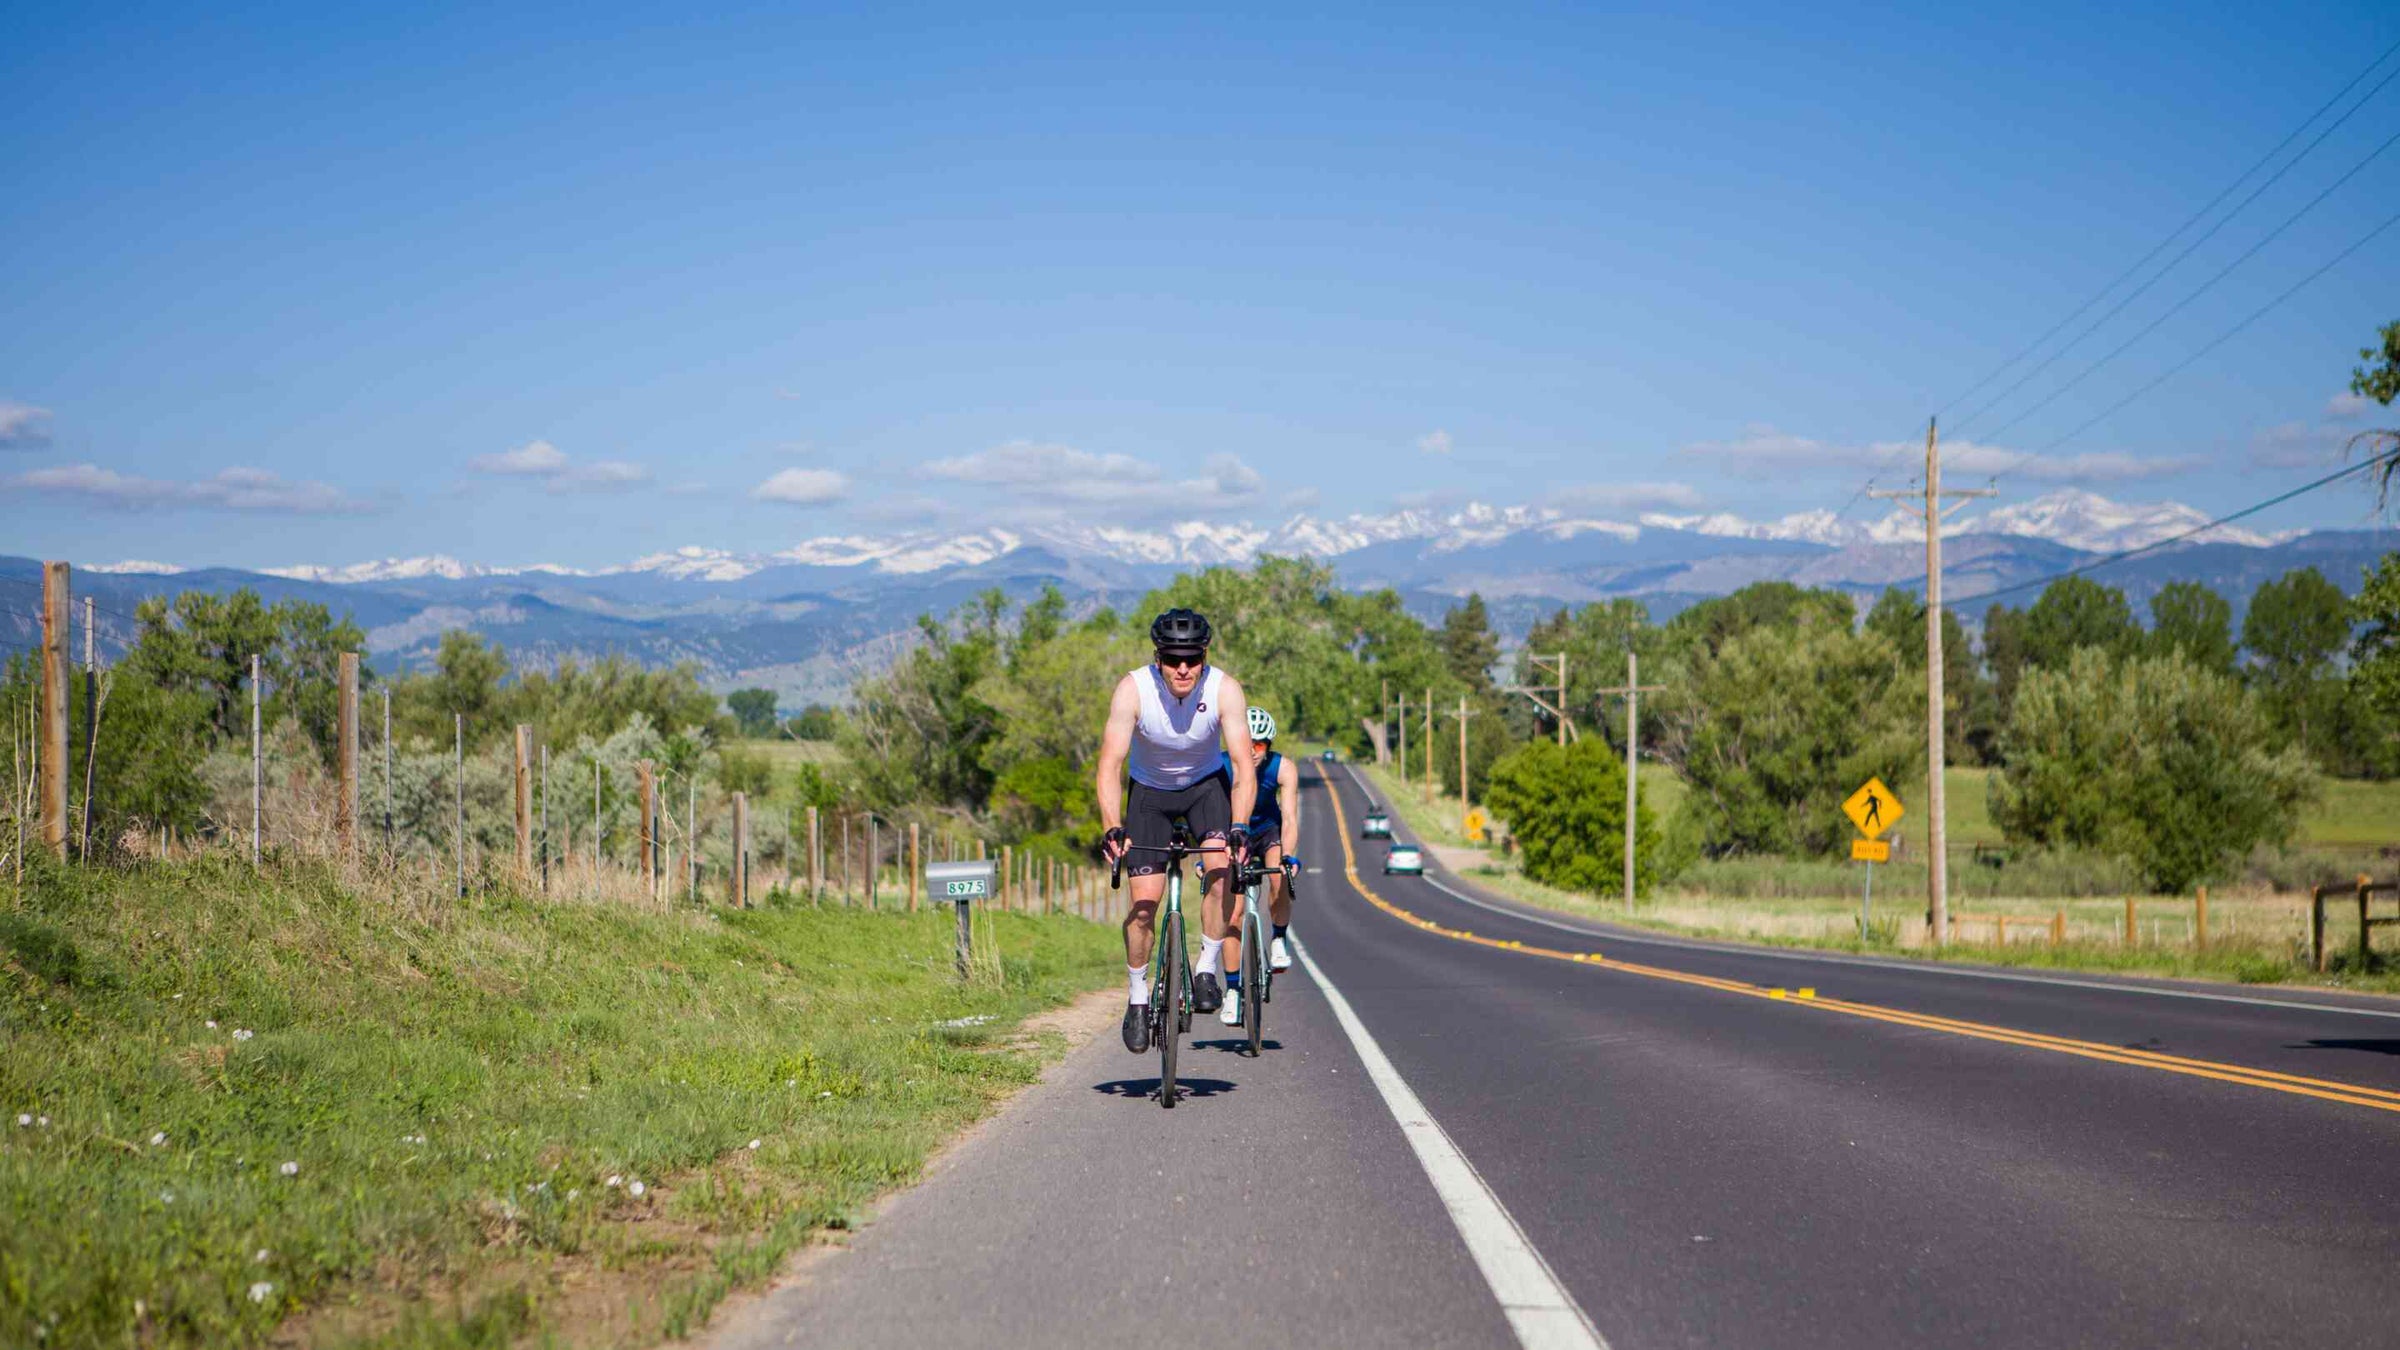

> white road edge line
[1289,932,1609,1350]
[1342,756,2400,1023]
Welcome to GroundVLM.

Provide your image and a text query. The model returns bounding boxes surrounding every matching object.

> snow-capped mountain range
[131,489,2286,585]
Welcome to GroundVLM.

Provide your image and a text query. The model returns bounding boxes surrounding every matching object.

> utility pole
[1594,650,1664,909]
[1396,693,1408,783]
[1380,678,1390,763]
[1422,687,1433,801]
[79,595,96,859]
[1502,652,1576,744]
[1444,696,1475,830]
[1869,417,1994,947]
[38,562,68,860]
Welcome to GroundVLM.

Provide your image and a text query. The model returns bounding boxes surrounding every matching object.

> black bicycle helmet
[1149,607,1213,650]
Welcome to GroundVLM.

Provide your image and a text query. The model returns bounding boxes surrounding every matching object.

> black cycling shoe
[1122,1002,1152,1053]
[1191,971,1223,1014]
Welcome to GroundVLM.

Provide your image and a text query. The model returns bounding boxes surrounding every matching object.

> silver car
[1363,809,1393,839]
[1383,842,1425,876]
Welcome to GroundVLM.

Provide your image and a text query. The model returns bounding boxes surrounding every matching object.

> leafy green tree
[1665,582,1852,659]
[1992,648,2313,892]
[789,762,842,814]
[715,745,774,796]
[120,588,370,762]
[1863,587,1986,763]
[396,631,509,748]
[2355,552,2400,723]
[790,704,840,741]
[836,592,1007,810]
[2020,576,2138,671]
[2147,582,2236,675]
[2350,318,2399,508]
[1978,603,2029,756]
[1484,739,1657,895]
[2242,566,2350,758]
[1518,599,1657,749]
[1440,593,1500,692]
[726,688,779,737]
[1656,621,1920,857]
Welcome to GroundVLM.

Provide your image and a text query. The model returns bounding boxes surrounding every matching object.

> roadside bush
[1992,648,2315,892]
[1484,739,1657,896]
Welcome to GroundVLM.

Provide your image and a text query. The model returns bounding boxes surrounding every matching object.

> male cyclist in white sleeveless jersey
[1095,608,1258,1053]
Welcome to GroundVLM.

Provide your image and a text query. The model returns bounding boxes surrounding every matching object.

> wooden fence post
[513,725,533,877]
[807,805,821,906]
[2124,896,2137,946]
[2195,886,2208,951]
[731,791,749,907]
[1000,844,1012,912]
[38,561,68,859]
[336,652,359,860]
[908,823,920,912]
[636,760,657,896]
[2050,909,2065,947]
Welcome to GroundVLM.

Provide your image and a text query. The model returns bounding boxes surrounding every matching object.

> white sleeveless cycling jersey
[1126,664,1226,791]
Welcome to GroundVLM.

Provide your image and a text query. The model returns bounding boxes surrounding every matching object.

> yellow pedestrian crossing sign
[1842,778,1903,839]
[1464,808,1489,842]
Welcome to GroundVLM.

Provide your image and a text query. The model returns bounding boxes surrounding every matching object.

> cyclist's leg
[1185,772,1237,1006]
[1120,784,1178,1002]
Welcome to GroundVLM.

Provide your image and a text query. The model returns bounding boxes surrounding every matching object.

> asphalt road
[713,761,2400,1349]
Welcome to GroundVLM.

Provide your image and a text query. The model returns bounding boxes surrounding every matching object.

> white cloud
[923,440,1266,516]
[468,440,650,493]
[2327,391,2373,422]
[752,467,850,505]
[1682,425,2196,483]
[470,440,570,475]
[1552,481,1706,512]
[1417,429,1453,455]
[0,401,52,450]
[10,463,378,514]
[2251,420,2344,470]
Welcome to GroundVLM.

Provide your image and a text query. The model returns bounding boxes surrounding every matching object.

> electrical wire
[1974,124,2400,450]
[1949,54,2400,440]
[1948,444,2400,610]
[1933,34,2400,423]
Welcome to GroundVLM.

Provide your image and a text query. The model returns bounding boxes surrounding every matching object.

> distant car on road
[1383,842,1425,876]
[1362,806,1392,839]
[1320,748,1338,762]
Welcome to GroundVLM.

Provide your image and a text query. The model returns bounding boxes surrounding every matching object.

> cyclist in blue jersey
[1220,706,1300,1027]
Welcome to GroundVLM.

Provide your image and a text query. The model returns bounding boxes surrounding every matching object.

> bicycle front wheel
[1242,909,1265,1056]
[1157,908,1183,1108]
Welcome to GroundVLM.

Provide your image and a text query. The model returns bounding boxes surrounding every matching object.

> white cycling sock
[1197,937,1225,978]
[1128,965,1150,1005]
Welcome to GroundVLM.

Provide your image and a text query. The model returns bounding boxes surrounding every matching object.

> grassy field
[0,854,1119,1349]
[1341,756,2400,992]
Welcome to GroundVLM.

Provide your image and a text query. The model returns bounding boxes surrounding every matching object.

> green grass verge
[0,856,1120,1349]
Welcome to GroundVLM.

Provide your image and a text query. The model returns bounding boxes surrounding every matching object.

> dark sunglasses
[1155,649,1206,670]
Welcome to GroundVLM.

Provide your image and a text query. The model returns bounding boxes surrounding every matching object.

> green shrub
[1485,739,1656,896]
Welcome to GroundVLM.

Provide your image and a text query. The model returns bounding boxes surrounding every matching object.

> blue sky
[3,2,2397,569]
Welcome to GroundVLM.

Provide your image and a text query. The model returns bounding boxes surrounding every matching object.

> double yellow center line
[1316,771,2400,1119]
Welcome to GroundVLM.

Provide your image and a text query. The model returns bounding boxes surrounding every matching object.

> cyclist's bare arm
[1220,674,1258,828]
[1279,760,1297,837]
[1094,674,1140,856]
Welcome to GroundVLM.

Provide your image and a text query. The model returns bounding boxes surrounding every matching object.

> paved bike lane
[705,904,1511,1348]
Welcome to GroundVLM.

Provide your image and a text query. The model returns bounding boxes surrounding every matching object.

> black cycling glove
[1226,826,1250,863]
[1103,825,1130,857]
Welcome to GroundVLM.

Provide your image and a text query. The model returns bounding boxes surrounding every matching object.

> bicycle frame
[1151,856,1194,1041]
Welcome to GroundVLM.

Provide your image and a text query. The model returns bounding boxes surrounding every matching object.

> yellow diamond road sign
[1842,778,1903,839]
[1464,807,1489,842]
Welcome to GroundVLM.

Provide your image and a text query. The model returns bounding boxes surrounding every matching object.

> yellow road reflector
[1768,988,1787,999]
[1797,988,1817,999]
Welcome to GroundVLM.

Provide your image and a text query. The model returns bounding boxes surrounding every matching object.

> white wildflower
[278,1160,298,1177]
[232,1029,253,1042]
[606,1174,622,1188]
[565,1189,580,1201]
[205,1020,217,1029]
[747,1139,761,1151]
[149,1132,167,1147]
[818,1091,833,1099]
[254,1249,271,1263]
[160,1191,174,1204]
[36,1115,48,1127]
[628,1180,646,1198]
[247,1281,274,1304]
[14,1114,27,1127]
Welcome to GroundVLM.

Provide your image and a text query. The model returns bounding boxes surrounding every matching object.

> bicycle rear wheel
[1242,908,1265,1056]
[1157,909,1183,1108]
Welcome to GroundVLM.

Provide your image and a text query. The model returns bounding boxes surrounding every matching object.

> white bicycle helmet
[1247,706,1277,742]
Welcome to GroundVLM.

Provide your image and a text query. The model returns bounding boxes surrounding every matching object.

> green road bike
[1111,831,1209,1108]
[1232,854,1298,1057]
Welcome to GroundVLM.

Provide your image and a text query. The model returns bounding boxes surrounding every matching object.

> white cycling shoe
[1220,987,1243,1026]
[1269,936,1292,972]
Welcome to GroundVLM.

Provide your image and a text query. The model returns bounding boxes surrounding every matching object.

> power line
[1949,52,2400,442]
[1948,444,2400,611]
[2027,203,2400,456]
[1933,34,2400,424]
[1974,123,2400,450]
